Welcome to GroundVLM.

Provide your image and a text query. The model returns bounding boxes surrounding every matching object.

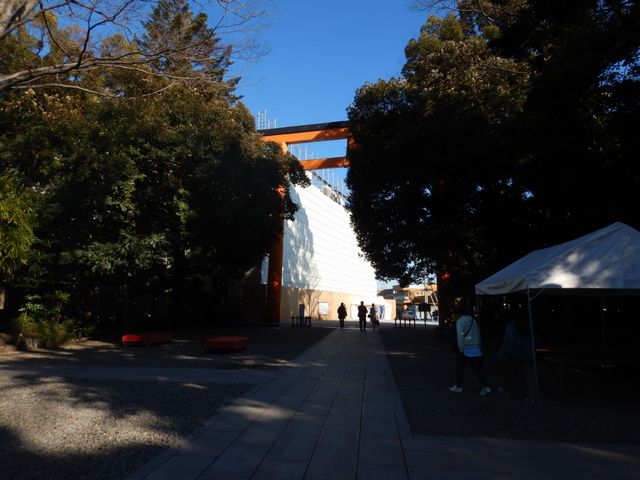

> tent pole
[600,292,606,349]
[527,288,541,410]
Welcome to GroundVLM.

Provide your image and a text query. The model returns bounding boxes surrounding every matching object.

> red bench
[203,336,248,352]
[122,332,172,346]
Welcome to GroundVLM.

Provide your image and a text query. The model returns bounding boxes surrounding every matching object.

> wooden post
[266,225,284,324]
[266,182,286,324]
[259,123,354,324]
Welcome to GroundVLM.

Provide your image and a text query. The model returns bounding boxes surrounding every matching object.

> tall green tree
[138,0,237,92]
[2,88,307,327]
[485,0,640,245]
[413,0,640,245]
[349,1,640,302]
[1,0,307,328]
[347,14,529,294]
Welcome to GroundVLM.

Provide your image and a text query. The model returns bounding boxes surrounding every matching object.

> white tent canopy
[476,222,640,296]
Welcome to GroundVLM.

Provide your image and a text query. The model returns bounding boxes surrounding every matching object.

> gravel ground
[380,326,640,444]
[0,325,332,480]
[0,378,251,480]
[0,325,333,370]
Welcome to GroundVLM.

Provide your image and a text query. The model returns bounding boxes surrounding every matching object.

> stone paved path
[127,327,640,480]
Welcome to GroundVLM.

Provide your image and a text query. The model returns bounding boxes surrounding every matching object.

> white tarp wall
[476,222,640,296]
[282,183,378,296]
[261,180,380,307]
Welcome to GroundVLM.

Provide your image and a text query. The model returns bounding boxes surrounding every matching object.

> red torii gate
[259,121,354,323]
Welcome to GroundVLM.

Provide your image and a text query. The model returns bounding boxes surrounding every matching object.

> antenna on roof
[256,110,277,130]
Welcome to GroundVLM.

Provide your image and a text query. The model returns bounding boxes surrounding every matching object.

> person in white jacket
[449,303,491,396]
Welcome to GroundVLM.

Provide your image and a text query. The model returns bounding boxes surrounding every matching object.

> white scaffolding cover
[475,222,640,295]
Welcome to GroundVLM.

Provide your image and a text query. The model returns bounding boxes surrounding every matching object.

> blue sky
[236,1,432,146]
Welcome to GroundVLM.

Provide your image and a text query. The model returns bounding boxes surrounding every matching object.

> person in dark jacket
[337,302,348,329]
[369,303,379,330]
[357,301,368,332]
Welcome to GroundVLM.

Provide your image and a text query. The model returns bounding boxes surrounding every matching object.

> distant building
[379,284,438,319]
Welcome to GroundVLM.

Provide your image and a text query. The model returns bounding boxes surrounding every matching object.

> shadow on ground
[0,325,333,370]
[380,326,640,444]
[0,325,332,480]
[0,378,252,480]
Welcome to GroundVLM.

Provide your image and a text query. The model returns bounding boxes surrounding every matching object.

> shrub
[13,292,78,348]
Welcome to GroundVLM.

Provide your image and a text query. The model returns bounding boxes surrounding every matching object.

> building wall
[284,183,377,296]
[280,285,394,322]
[259,180,385,322]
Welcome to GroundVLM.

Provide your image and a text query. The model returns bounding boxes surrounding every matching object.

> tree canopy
[347,1,640,299]
[0,0,308,330]
[0,0,266,96]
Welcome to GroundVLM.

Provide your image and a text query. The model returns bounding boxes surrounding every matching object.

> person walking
[369,303,379,330]
[337,302,348,329]
[449,302,491,396]
[357,301,368,332]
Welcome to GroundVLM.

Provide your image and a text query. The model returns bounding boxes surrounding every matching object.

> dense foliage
[0,173,35,280]
[347,1,640,300]
[0,0,307,334]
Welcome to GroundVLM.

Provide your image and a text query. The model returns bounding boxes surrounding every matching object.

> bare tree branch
[0,0,269,94]
[1,0,68,41]
[13,78,181,97]
[409,0,524,25]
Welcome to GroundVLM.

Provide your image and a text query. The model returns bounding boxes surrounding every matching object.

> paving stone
[407,466,513,480]
[251,459,308,480]
[237,422,287,445]
[305,456,358,480]
[278,388,313,404]
[174,430,239,457]
[360,416,399,440]
[145,456,212,480]
[199,441,270,477]
[297,402,331,417]
[283,413,326,436]
[359,437,404,466]
[323,410,360,428]
[362,403,395,420]
[197,473,249,480]
[316,422,360,446]
[357,463,408,480]
[258,404,296,425]
[267,432,319,461]
[208,412,254,432]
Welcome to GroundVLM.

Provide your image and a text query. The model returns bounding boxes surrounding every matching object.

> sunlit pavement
[128,328,640,480]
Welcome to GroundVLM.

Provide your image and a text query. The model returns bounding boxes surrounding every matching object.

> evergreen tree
[348,1,640,302]
[137,0,238,96]
[0,0,307,329]
[347,14,529,296]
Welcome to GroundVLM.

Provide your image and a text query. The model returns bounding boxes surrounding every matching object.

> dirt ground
[0,324,332,369]
[0,325,332,480]
[380,326,640,444]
